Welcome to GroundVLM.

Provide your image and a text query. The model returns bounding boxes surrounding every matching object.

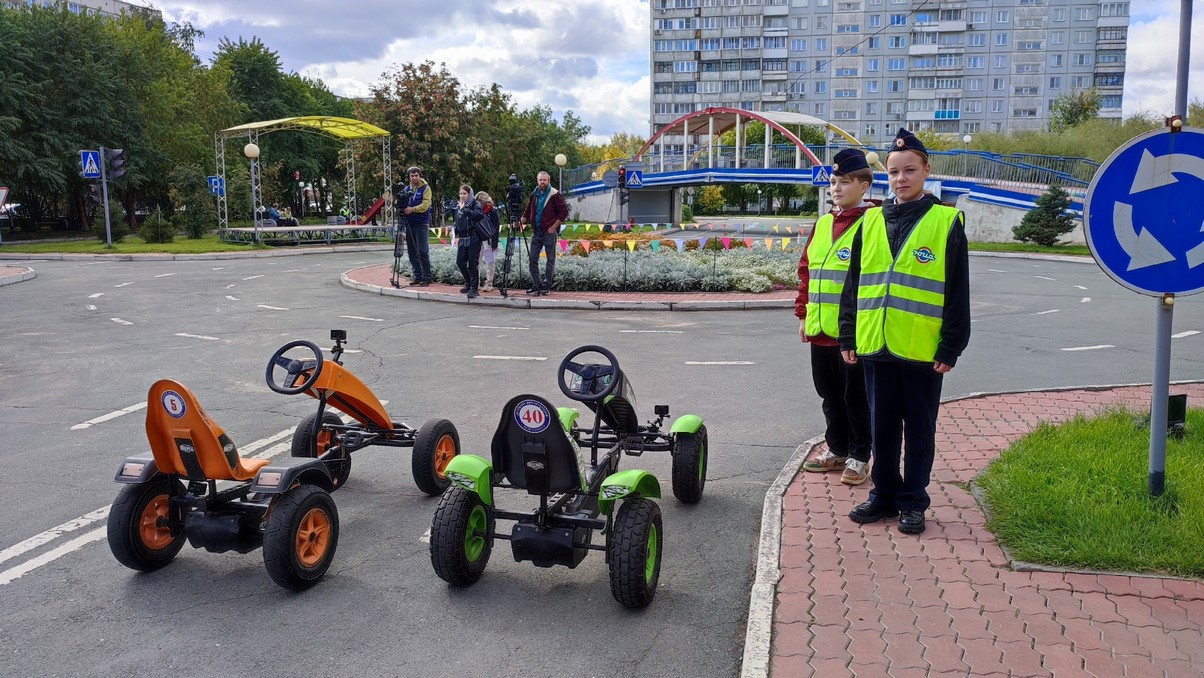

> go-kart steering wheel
[558,345,620,403]
[266,340,325,395]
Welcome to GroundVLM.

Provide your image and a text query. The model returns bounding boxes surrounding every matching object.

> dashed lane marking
[686,361,756,365]
[154,273,175,278]
[110,318,133,326]
[1074,285,1088,290]
[226,295,239,301]
[114,282,134,288]
[987,269,1008,273]
[1062,345,1115,352]
[1173,331,1200,339]
[339,315,384,322]
[474,355,547,361]
[470,325,529,330]
[86,305,96,311]
[257,304,289,311]
[0,507,109,567]
[70,402,147,430]
[243,275,265,281]
[88,293,104,299]
[1035,309,1059,315]
[175,333,221,341]
[621,330,685,334]
[1081,298,1091,303]
[1034,275,1056,281]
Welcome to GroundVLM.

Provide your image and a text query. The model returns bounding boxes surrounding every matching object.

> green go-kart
[428,345,708,608]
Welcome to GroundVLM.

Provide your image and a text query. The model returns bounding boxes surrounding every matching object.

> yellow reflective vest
[854,205,960,362]
[805,212,864,338]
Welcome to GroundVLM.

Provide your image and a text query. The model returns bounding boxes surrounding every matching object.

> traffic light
[617,165,626,189]
[85,184,101,205]
[106,148,126,181]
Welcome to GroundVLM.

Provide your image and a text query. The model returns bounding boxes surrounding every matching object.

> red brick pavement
[772,384,1204,677]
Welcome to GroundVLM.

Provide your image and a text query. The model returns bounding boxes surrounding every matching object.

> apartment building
[650,0,1129,144]
[4,0,160,19]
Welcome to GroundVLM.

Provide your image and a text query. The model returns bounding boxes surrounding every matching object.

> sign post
[0,186,8,246]
[1084,123,1204,496]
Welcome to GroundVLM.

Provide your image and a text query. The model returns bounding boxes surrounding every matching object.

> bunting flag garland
[679,223,687,230]
[673,238,686,251]
[765,237,774,250]
[744,237,754,249]
[582,240,591,253]
[650,240,660,252]
[439,238,448,246]
[773,225,780,234]
[604,240,615,249]
[785,226,794,234]
[626,240,637,252]
[559,239,569,253]
[782,238,790,251]
[698,236,710,249]
[721,237,731,250]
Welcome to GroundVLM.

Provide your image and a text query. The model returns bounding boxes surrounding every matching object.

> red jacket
[794,201,880,346]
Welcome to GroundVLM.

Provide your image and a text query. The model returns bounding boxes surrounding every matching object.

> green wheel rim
[645,523,658,583]
[465,505,487,562]
[699,442,707,482]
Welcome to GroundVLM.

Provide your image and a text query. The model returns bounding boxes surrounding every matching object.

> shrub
[96,201,128,244]
[681,204,694,223]
[140,210,176,244]
[1013,184,1077,246]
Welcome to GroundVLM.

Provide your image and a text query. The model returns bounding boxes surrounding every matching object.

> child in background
[476,192,500,291]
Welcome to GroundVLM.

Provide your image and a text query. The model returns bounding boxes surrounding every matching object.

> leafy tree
[1050,88,1102,133]
[1013,184,1077,246]
[695,186,725,214]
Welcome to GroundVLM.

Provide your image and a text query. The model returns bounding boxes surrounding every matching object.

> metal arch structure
[636,107,866,172]
[214,116,393,238]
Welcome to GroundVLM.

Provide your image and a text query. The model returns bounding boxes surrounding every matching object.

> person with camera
[519,171,569,295]
[453,184,488,299]
[400,166,433,286]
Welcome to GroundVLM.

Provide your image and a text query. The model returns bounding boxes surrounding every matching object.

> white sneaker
[841,459,869,486]
[803,449,848,473]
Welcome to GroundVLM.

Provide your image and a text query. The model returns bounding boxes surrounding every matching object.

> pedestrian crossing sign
[81,150,101,179]
[0,187,8,210]
[812,165,832,187]
[626,169,643,187]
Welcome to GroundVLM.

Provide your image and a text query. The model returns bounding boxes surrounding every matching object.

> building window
[1017,41,1043,50]
[911,57,935,69]
[967,56,985,69]
[1095,73,1124,87]
[964,100,982,113]
[743,58,762,70]
[1013,108,1038,117]
[888,58,905,71]
[814,103,826,115]
[816,15,829,28]
[791,39,808,51]
[764,58,788,71]
[887,80,904,92]
[909,76,936,89]
[866,80,879,92]
[996,10,1010,23]
[991,100,1004,113]
[764,37,786,49]
[816,38,829,51]
[1052,8,1066,21]
[867,58,880,71]
[1050,54,1064,67]
[888,36,907,48]
[837,24,861,33]
[868,15,881,27]
[886,102,903,114]
[866,102,878,114]
[1098,27,1127,40]
[741,37,761,49]
[834,89,858,98]
[702,39,721,50]
[835,67,859,76]
[1075,7,1095,20]
[674,61,697,73]
[815,60,828,72]
[1074,30,1092,44]
[1014,86,1040,95]
[1073,53,1090,66]
[868,37,880,49]
[993,56,1007,69]
[992,78,1006,91]
[968,34,985,47]
[1049,76,1062,89]
[1050,32,1064,45]
[1097,50,1125,64]
[969,10,987,23]
[815,81,828,93]
[1100,3,1129,17]
[995,33,1009,46]
[935,77,962,89]
[1014,64,1040,74]
[966,78,983,91]
[1071,75,1089,88]
[1100,94,1123,108]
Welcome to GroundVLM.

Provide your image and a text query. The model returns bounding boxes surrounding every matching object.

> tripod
[390,221,405,288]
[498,206,528,299]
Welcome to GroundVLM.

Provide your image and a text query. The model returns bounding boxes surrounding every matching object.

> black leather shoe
[459,286,470,293]
[539,288,550,296]
[467,289,478,299]
[407,280,423,287]
[415,280,430,287]
[898,510,926,534]
[848,501,899,524]
[525,287,540,295]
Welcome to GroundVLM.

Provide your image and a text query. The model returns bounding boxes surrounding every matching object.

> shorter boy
[796,149,877,485]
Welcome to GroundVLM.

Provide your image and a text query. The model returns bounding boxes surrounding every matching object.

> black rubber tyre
[671,425,708,504]
[107,475,186,572]
[292,411,350,489]
[607,498,663,609]
[430,486,493,586]
[412,418,459,496]
[263,485,339,591]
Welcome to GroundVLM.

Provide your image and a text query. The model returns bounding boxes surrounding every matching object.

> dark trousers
[864,359,944,512]
[456,238,481,290]
[405,223,431,282]
[528,229,557,290]
[810,343,871,462]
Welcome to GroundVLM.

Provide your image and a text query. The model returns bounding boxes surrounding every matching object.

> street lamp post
[244,142,261,244]
[757,188,763,216]
[298,180,306,218]
[962,134,973,177]
[554,153,567,191]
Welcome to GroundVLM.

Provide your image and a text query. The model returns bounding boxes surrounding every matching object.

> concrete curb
[0,266,35,287]
[0,243,391,262]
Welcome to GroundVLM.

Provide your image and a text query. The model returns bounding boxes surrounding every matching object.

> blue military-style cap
[891,127,927,155]
[832,148,870,176]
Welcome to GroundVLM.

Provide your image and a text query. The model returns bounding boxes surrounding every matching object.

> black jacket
[482,207,501,248]
[838,194,971,367]
[452,199,488,241]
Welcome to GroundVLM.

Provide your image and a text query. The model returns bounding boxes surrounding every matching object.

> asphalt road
[0,250,1200,678]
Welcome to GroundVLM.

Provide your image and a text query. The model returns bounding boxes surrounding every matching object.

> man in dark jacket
[520,171,569,295]
[401,167,432,286]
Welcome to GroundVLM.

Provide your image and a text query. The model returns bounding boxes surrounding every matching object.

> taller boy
[796,148,877,486]
[839,128,971,535]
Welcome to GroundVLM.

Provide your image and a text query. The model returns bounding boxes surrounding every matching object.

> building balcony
[1097,16,1129,28]
[763,4,789,16]
[909,44,940,55]
[906,111,936,121]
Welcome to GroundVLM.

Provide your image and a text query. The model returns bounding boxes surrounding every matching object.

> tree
[1013,184,1077,246]
[1049,88,1102,133]
[695,186,725,215]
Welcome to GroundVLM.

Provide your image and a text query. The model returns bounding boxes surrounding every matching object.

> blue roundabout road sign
[1084,126,1204,297]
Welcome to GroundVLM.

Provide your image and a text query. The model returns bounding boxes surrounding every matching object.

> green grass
[969,241,1091,256]
[0,234,267,254]
[976,408,1204,577]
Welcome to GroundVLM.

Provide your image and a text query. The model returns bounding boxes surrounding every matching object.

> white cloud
[1124,4,1204,117]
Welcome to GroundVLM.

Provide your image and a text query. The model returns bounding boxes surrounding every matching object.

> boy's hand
[934,361,953,374]
[841,350,857,365]
[799,319,808,343]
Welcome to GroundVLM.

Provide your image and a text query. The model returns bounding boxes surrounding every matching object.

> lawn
[976,408,1204,578]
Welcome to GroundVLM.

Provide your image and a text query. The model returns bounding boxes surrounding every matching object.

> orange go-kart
[106,331,460,590]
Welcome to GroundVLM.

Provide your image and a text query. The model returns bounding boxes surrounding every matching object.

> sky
[151,0,1202,144]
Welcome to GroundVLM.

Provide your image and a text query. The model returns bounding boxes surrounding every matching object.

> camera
[331,329,347,341]
[506,174,525,215]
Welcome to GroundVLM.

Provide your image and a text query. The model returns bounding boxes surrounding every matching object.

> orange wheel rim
[316,429,333,453]
[434,434,456,478]
[295,507,332,568]
[138,495,173,550]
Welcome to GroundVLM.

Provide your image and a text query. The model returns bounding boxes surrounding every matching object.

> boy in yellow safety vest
[838,128,971,535]
[795,148,879,486]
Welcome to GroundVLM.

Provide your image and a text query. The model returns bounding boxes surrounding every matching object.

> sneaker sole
[848,509,900,524]
[898,522,926,534]
[803,465,845,473]
[841,475,868,486]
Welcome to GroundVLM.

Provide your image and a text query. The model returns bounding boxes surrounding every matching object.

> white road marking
[226,284,236,289]
[88,293,104,299]
[243,275,265,281]
[283,269,302,273]
[1034,275,1056,281]
[0,507,110,566]
[1034,309,1059,315]
[110,318,133,326]
[323,348,362,354]
[420,528,431,544]
[86,305,96,311]
[474,355,547,361]
[0,528,107,586]
[1074,285,1088,290]
[339,315,384,322]
[114,282,134,288]
[686,361,756,365]
[212,267,226,270]
[1062,345,1115,352]
[154,273,175,278]
[226,295,239,301]
[987,268,1008,273]
[70,402,147,430]
[1081,297,1091,303]
[257,304,289,311]
[621,330,685,334]
[1173,331,1200,339]
[175,333,221,341]
[469,325,529,330]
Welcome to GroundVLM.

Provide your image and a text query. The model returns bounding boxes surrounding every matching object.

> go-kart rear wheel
[430,486,493,586]
[107,475,186,572]
[292,411,350,489]
[263,485,339,591]
[671,425,708,504]
[413,418,459,496]
[607,497,663,609]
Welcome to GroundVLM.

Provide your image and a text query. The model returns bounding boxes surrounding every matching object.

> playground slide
[352,196,387,224]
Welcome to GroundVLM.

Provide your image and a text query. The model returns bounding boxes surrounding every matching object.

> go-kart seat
[492,394,584,495]
[145,379,269,482]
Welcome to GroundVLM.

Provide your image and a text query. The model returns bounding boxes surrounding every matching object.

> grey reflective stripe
[859,272,891,286]
[811,269,848,282]
[890,271,945,294]
[857,297,886,311]
[888,297,943,319]
[809,292,842,305]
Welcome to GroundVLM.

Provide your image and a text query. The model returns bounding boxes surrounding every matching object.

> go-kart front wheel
[292,411,350,489]
[607,497,663,609]
[430,486,493,586]
[413,419,459,496]
[107,475,186,572]
[263,485,339,591]
[672,425,708,504]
